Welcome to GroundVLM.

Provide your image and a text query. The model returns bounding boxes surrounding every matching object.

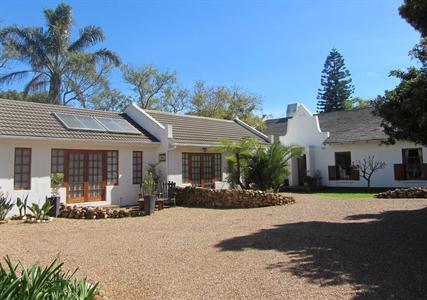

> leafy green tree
[216,138,260,189]
[189,81,265,129]
[343,97,372,110]
[161,84,190,113]
[88,86,129,112]
[0,89,50,103]
[317,48,354,112]
[245,142,303,192]
[122,64,178,110]
[0,3,120,105]
[373,0,427,146]
[399,0,427,37]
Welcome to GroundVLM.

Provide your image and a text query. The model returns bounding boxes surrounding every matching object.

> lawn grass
[311,188,388,198]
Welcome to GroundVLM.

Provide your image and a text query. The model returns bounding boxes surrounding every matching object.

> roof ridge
[145,109,236,123]
[265,117,288,122]
[0,98,122,115]
[315,107,373,115]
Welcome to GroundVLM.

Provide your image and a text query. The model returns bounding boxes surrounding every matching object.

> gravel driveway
[1,194,426,299]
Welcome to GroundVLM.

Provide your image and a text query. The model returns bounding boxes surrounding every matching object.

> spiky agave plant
[0,194,14,221]
[0,256,99,300]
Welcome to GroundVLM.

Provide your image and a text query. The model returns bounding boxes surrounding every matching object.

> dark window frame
[335,151,352,180]
[182,152,222,187]
[51,149,65,187]
[132,151,143,184]
[107,150,119,185]
[402,148,423,180]
[14,148,31,190]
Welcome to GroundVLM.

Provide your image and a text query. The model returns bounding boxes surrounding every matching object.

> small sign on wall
[159,153,166,162]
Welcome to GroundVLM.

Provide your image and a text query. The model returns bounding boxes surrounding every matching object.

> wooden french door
[66,150,106,203]
[188,153,216,188]
[297,154,307,186]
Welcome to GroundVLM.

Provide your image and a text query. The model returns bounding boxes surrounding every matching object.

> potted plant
[143,171,156,215]
[48,173,63,217]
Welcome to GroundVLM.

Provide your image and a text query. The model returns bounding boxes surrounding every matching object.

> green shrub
[16,195,28,218]
[0,256,99,300]
[28,197,53,221]
[245,142,303,192]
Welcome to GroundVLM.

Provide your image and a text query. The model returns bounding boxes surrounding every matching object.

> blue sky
[0,0,421,117]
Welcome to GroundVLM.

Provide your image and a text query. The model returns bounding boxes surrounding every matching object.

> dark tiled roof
[264,117,289,142]
[0,99,159,144]
[264,108,387,143]
[146,110,270,145]
[317,108,387,143]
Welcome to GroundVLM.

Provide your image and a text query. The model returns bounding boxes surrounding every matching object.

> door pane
[191,155,201,186]
[68,153,85,199]
[203,155,213,188]
[88,153,103,199]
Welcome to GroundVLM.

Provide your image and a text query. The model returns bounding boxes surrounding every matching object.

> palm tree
[216,137,259,188]
[0,3,120,105]
[245,142,303,192]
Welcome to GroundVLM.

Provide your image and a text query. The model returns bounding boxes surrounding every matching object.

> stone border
[176,187,295,208]
[376,187,427,199]
[59,205,144,219]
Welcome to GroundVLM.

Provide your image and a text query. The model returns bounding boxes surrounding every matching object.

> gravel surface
[1,194,427,299]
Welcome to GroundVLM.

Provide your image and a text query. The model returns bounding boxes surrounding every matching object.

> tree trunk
[236,153,244,188]
[49,75,62,105]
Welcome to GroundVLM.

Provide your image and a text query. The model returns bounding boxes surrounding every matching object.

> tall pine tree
[317,48,354,112]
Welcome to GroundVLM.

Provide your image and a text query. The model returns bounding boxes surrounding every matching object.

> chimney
[286,103,298,118]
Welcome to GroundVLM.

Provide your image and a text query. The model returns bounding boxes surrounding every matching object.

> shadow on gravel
[216,207,427,299]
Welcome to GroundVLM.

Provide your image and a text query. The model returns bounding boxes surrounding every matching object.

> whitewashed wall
[278,104,427,188]
[0,138,160,216]
[316,141,427,188]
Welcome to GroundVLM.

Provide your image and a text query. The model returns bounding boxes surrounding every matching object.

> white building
[264,104,427,188]
[0,99,269,214]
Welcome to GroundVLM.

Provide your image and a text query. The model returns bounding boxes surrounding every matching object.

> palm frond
[0,26,51,70]
[92,48,121,67]
[68,26,105,52]
[23,73,49,96]
[0,70,32,85]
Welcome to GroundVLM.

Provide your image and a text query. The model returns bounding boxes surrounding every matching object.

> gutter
[0,135,161,145]
[234,117,271,143]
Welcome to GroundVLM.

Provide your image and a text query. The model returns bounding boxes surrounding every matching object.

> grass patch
[311,188,388,199]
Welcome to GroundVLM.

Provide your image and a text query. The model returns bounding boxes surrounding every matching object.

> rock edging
[59,205,144,219]
[376,187,427,199]
[176,187,295,208]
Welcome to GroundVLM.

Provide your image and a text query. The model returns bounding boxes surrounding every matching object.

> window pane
[335,152,351,180]
[14,148,31,189]
[132,151,143,184]
[51,150,64,187]
[182,153,188,183]
[403,148,423,179]
[107,150,119,185]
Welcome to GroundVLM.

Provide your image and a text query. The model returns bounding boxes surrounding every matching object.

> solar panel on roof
[54,113,88,130]
[75,115,105,131]
[54,112,107,132]
[95,117,140,134]
[53,112,140,134]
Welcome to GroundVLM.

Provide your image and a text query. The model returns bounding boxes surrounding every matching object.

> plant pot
[48,196,61,217]
[143,195,157,215]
